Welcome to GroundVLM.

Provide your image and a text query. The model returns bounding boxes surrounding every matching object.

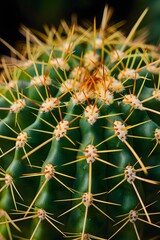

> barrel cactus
[0,6,160,240]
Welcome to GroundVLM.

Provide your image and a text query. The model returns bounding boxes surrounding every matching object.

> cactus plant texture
[0,6,160,240]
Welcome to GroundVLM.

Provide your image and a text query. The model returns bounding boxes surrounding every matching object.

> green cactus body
[0,7,160,240]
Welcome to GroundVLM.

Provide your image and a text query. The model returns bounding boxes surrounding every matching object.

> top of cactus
[0,5,160,240]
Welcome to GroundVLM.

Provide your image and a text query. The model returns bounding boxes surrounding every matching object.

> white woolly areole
[152,89,160,101]
[110,78,124,92]
[21,60,33,68]
[95,65,109,79]
[10,99,26,113]
[114,120,128,142]
[82,192,93,207]
[84,51,99,72]
[103,90,114,105]
[50,58,70,71]
[16,132,28,149]
[84,105,99,125]
[124,165,136,184]
[6,80,17,89]
[38,209,46,221]
[96,88,113,105]
[129,210,138,223]
[155,128,160,143]
[95,38,103,48]
[123,94,143,110]
[40,98,59,112]
[118,68,139,80]
[60,79,80,93]
[83,233,91,240]
[62,41,74,52]
[54,120,69,140]
[98,76,124,93]
[70,66,87,82]
[110,50,125,62]
[30,75,51,86]
[71,91,86,104]
[5,174,13,186]
[85,144,98,163]
[44,164,55,181]
[71,90,92,104]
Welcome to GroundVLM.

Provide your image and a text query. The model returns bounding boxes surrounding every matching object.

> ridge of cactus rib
[0,6,160,240]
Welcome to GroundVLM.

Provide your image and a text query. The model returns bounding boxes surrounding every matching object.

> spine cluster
[0,7,160,240]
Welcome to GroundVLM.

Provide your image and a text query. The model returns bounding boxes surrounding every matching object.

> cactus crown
[0,6,160,240]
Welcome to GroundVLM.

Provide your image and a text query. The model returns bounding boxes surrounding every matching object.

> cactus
[0,6,160,240]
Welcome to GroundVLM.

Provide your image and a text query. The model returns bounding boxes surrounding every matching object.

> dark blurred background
[0,0,160,55]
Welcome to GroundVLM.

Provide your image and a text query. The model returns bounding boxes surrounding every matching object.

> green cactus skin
[0,6,160,240]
